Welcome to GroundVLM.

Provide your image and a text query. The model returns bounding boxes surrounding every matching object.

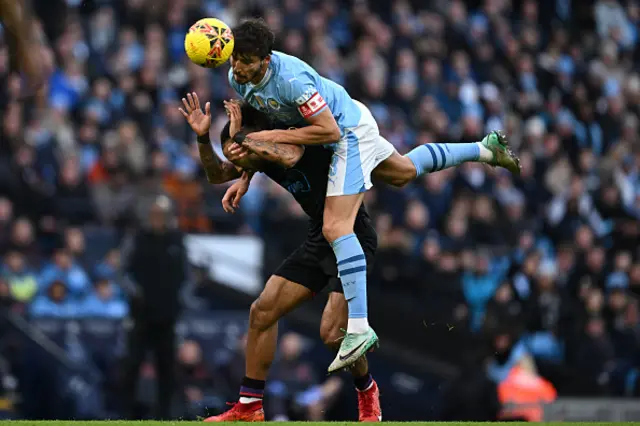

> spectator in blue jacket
[93,249,120,282]
[79,278,128,319]
[30,280,77,318]
[39,247,90,298]
[463,252,502,331]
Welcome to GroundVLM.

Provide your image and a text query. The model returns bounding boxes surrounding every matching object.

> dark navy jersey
[260,146,377,252]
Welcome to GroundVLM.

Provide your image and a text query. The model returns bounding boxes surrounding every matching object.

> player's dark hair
[232,18,275,59]
[220,103,272,146]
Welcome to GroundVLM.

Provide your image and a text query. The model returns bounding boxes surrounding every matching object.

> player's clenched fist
[178,92,211,137]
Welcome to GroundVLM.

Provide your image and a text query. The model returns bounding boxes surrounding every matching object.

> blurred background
[0,0,639,421]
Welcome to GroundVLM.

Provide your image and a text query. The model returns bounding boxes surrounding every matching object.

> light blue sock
[406,143,480,177]
[331,233,367,319]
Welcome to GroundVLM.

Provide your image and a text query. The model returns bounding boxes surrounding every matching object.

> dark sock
[239,376,266,400]
[354,372,373,391]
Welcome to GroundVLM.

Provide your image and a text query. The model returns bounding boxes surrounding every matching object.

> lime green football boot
[480,130,521,176]
[328,327,379,373]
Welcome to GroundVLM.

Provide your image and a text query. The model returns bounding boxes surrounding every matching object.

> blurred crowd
[1,0,640,420]
[175,330,342,421]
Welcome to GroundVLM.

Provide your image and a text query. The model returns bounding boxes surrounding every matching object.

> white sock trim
[347,317,370,334]
[239,397,261,404]
[476,142,494,162]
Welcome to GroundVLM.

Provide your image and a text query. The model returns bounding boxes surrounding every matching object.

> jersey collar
[249,64,274,91]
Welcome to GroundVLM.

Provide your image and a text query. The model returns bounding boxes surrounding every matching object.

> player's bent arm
[196,134,242,184]
[241,137,304,168]
[244,109,341,146]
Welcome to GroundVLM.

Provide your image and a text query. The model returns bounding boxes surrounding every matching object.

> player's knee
[322,221,349,243]
[391,174,413,188]
[320,295,347,349]
[389,177,410,188]
[390,157,417,187]
[249,299,277,332]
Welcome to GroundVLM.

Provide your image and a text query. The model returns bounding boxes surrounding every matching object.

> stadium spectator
[176,339,226,419]
[29,280,77,318]
[1,251,37,304]
[38,246,90,298]
[79,277,128,319]
[267,332,343,421]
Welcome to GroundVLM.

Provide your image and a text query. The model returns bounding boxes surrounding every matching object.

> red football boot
[357,379,382,422]
[204,400,265,422]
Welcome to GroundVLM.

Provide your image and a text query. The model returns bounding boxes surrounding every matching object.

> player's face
[230,54,268,85]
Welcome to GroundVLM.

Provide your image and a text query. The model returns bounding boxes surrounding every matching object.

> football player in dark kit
[179,93,381,422]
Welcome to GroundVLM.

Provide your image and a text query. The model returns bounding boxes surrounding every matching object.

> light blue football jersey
[228,51,362,134]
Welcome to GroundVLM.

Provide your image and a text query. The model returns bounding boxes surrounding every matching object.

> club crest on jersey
[267,98,281,110]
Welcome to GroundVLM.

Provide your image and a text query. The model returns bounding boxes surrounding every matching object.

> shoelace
[208,402,240,420]
[333,328,348,343]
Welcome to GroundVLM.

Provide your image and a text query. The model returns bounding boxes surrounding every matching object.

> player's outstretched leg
[321,292,381,422]
[406,130,521,177]
[374,130,521,187]
[204,277,311,422]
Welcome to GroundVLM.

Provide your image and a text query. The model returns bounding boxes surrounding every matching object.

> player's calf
[320,322,343,352]
[321,294,371,379]
[319,303,372,378]
[249,298,278,332]
[206,277,311,422]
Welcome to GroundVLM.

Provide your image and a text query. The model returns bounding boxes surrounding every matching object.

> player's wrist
[241,170,255,181]
[196,133,210,144]
[232,131,247,144]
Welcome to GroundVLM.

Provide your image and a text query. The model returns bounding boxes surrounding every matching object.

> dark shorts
[274,238,376,294]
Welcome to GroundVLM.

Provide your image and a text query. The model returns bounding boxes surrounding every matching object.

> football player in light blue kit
[225,19,520,372]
